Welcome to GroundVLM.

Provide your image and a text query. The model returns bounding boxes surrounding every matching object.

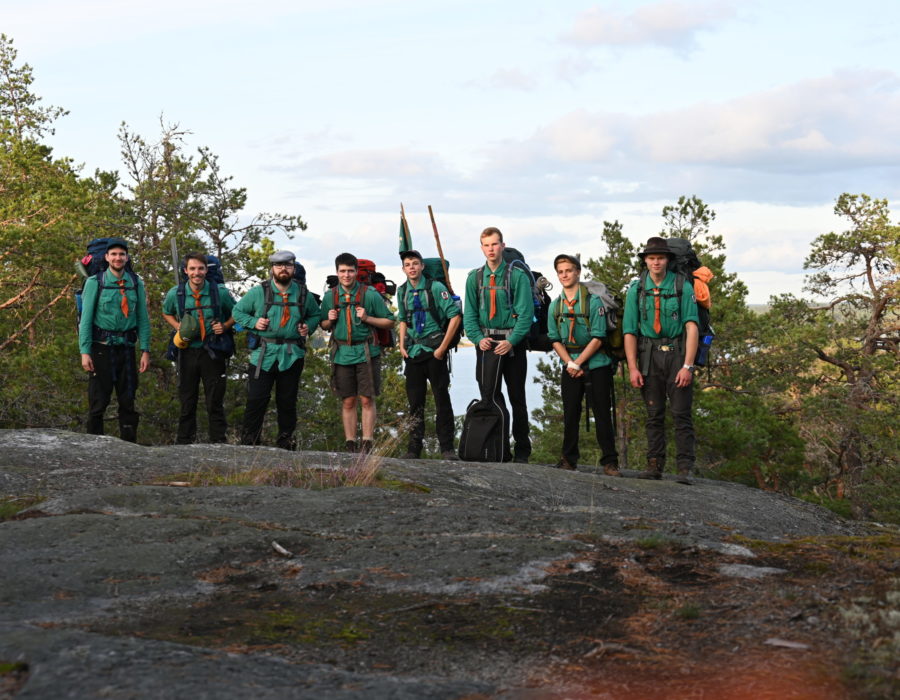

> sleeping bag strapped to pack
[165,254,236,361]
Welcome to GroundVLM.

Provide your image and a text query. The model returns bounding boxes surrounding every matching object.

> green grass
[0,496,43,521]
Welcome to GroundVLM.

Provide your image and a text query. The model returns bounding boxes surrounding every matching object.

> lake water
[445,345,550,417]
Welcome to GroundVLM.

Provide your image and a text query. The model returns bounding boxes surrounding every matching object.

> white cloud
[535,110,620,162]
[487,68,539,91]
[563,1,738,51]
[295,148,451,179]
[635,70,900,171]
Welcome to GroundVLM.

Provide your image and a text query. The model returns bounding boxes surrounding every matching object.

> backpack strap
[476,264,515,334]
[331,284,373,345]
[552,285,593,351]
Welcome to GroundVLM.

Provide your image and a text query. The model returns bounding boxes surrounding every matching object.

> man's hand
[139,351,150,373]
[433,347,446,360]
[675,367,694,388]
[81,353,94,373]
[211,321,224,335]
[297,322,309,337]
[355,306,367,322]
[327,308,339,322]
[255,317,270,331]
[629,366,644,388]
[493,340,512,355]
[478,338,493,351]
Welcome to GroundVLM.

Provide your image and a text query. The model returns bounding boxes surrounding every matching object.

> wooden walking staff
[427,205,454,295]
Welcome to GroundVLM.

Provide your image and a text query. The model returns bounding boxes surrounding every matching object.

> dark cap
[553,253,581,271]
[399,249,423,262]
[269,250,296,265]
[638,237,674,259]
[106,238,129,252]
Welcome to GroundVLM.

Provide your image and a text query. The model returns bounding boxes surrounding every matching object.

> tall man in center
[319,253,396,454]
[397,249,461,460]
[463,227,534,463]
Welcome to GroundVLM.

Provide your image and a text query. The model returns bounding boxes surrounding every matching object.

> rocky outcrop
[0,430,881,699]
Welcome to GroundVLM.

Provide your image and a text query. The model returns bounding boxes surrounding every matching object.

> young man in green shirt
[548,254,619,475]
[78,239,151,442]
[162,252,236,444]
[462,227,534,463]
[232,250,321,450]
[319,252,395,454]
[396,250,461,460]
[623,237,700,484]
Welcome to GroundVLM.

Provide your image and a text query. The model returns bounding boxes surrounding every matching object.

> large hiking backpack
[475,247,553,352]
[551,280,625,362]
[638,238,715,367]
[166,254,236,361]
[326,281,394,349]
[397,277,462,352]
[245,279,309,350]
[356,258,397,297]
[74,237,139,329]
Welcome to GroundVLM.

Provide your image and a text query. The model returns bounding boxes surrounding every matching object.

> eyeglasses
[273,263,295,269]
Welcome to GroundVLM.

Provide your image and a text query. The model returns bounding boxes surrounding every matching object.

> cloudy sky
[6,0,899,301]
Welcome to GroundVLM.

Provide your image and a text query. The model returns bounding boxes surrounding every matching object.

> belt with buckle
[655,344,675,352]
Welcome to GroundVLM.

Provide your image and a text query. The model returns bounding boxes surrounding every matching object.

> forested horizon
[2,34,897,523]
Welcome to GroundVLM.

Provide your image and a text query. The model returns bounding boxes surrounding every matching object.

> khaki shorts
[333,356,382,398]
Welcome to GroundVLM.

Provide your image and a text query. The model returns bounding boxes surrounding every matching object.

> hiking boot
[276,433,296,451]
[359,439,374,455]
[602,463,622,477]
[344,440,357,453]
[401,451,420,460]
[441,450,460,461]
[676,465,693,485]
[554,457,576,471]
[513,455,530,464]
[638,458,663,480]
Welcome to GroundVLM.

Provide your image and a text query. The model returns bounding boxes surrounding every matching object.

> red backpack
[327,260,396,348]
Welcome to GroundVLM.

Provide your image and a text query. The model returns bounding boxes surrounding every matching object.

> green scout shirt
[78,269,151,354]
[547,289,612,370]
[462,260,533,346]
[162,281,236,349]
[397,278,460,359]
[622,270,699,339]
[232,281,321,372]
[319,282,395,366]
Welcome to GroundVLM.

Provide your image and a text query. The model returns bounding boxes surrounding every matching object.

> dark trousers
[475,342,530,459]
[404,355,455,453]
[561,365,618,467]
[642,346,695,469]
[241,358,304,447]
[177,347,228,444]
[86,342,139,442]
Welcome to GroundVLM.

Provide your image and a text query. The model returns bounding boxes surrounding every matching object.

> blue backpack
[75,237,139,329]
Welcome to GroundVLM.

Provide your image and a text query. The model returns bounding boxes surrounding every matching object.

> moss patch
[0,495,43,521]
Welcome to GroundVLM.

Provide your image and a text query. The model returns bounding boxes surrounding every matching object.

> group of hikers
[77,227,704,484]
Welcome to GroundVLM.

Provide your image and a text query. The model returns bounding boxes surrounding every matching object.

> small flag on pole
[399,203,413,254]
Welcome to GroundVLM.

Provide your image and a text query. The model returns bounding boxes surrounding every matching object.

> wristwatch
[682,364,695,373]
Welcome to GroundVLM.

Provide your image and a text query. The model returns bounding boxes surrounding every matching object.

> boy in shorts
[319,253,396,453]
